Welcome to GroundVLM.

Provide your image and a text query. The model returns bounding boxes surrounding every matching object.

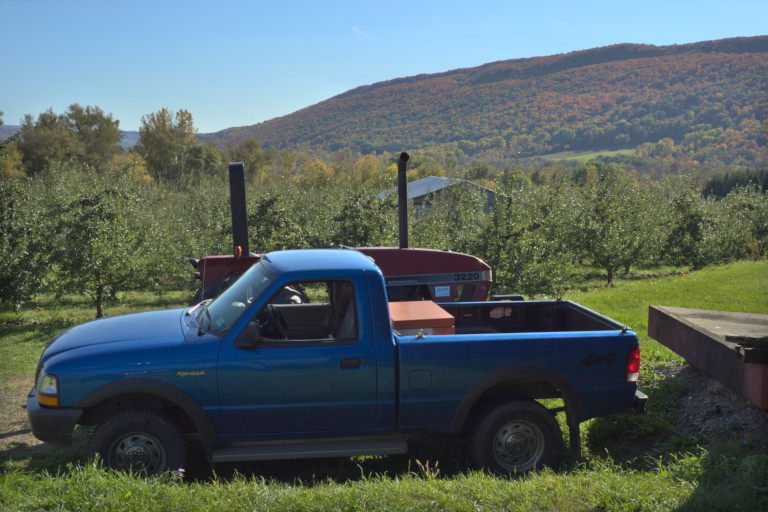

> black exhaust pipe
[229,162,249,257]
[397,152,410,249]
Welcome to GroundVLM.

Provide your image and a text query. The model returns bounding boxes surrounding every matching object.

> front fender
[77,378,220,450]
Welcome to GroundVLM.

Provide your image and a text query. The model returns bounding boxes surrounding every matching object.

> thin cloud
[352,25,377,40]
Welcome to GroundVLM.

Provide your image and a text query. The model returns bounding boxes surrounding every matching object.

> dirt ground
[1,375,92,470]
[0,376,41,458]
[3,364,768,468]
[654,362,768,449]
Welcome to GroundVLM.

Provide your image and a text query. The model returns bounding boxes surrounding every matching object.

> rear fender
[449,364,588,434]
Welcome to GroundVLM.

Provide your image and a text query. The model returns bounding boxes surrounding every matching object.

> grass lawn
[1,261,767,511]
[540,148,636,162]
[563,260,768,362]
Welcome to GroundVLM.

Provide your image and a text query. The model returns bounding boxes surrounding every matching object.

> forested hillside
[203,36,767,168]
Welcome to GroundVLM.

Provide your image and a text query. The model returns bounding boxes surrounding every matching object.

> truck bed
[439,300,626,335]
[394,300,638,434]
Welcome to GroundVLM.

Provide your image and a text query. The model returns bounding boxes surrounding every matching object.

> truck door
[217,279,379,441]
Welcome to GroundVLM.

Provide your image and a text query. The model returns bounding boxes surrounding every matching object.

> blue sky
[1,0,765,133]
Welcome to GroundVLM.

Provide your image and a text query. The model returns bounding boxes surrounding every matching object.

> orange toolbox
[389,300,455,335]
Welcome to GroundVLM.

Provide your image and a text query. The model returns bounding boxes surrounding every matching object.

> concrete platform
[648,306,768,409]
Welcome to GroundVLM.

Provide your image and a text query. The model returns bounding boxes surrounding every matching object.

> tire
[469,400,562,475]
[88,408,189,476]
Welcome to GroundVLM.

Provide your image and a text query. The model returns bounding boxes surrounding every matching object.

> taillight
[626,347,641,382]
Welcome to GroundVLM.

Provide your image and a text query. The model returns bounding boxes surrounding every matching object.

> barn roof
[378,175,491,199]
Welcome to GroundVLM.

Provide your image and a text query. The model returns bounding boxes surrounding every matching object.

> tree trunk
[95,286,104,318]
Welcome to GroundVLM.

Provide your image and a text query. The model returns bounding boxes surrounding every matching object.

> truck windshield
[199,262,274,337]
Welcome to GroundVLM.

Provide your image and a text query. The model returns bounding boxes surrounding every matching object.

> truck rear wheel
[88,408,189,476]
[469,400,562,475]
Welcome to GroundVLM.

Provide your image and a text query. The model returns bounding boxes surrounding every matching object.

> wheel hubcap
[493,420,545,472]
[111,433,165,474]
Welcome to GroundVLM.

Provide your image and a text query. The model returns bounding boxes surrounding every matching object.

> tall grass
[0,460,701,512]
[3,450,765,512]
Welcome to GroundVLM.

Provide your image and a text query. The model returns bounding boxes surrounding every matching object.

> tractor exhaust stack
[397,152,410,249]
[229,162,249,257]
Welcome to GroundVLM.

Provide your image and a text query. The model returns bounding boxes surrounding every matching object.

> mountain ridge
[201,36,768,166]
[336,36,768,95]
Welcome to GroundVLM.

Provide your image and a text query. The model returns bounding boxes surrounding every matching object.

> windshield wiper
[196,300,213,336]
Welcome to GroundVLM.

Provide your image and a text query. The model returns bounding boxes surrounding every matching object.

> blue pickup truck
[28,248,645,475]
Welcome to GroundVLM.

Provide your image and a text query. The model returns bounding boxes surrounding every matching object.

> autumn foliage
[205,37,768,169]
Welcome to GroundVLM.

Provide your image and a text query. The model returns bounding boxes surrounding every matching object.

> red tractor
[189,153,496,304]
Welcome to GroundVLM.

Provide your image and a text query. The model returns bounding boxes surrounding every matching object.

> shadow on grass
[1,323,66,343]
[673,442,768,512]
[565,266,681,293]
[1,433,471,484]
[0,435,86,474]
[201,435,471,484]
[0,405,616,484]
[583,362,768,511]
[0,287,192,327]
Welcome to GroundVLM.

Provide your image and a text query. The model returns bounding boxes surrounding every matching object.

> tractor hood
[41,308,188,361]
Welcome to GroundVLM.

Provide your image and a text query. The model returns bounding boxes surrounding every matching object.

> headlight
[36,372,60,407]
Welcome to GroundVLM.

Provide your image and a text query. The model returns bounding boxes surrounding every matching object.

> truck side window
[255,280,358,344]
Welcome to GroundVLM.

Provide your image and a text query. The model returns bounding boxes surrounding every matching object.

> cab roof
[261,248,380,275]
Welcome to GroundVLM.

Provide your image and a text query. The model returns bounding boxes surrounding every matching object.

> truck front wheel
[88,408,189,476]
[469,400,562,475]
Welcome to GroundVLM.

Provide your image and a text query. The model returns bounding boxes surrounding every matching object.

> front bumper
[26,388,83,446]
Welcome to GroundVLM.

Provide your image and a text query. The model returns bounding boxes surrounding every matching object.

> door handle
[340,358,362,369]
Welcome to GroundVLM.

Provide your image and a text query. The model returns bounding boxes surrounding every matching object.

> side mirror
[234,320,261,349]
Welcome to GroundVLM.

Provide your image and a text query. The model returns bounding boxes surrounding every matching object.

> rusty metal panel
[648,306,768,409]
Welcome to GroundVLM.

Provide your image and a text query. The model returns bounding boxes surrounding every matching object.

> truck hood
[42,308,188,359]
